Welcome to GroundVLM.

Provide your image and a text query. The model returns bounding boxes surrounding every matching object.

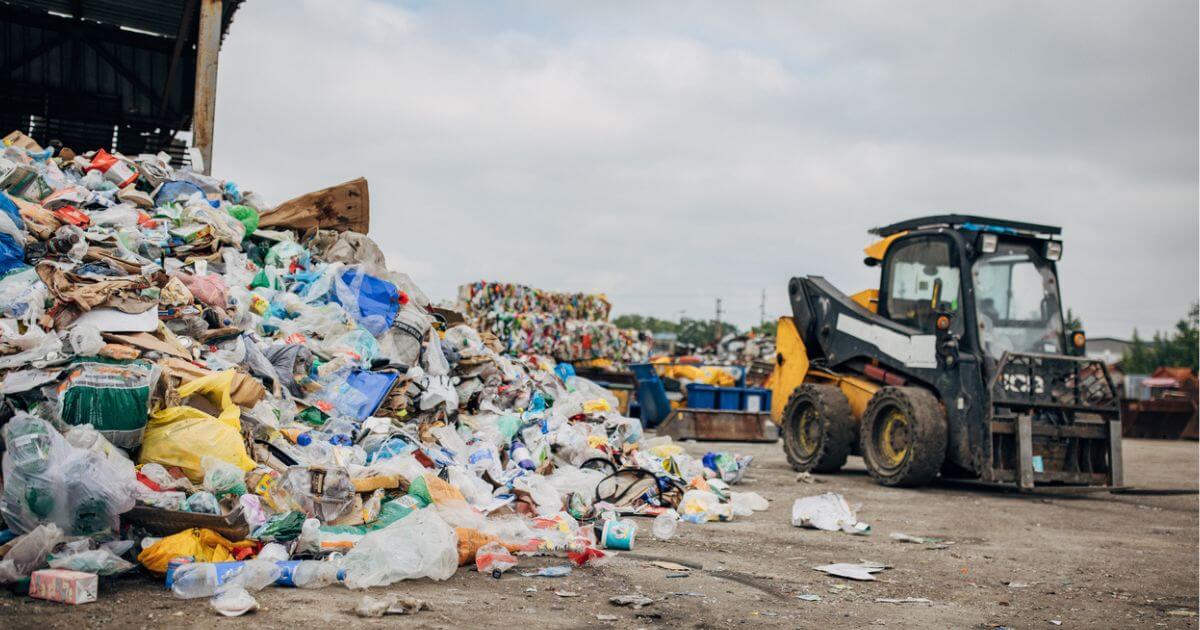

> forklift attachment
[985,352,1122,489]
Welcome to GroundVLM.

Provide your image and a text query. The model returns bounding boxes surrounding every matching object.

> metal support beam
[1016,414,1034,490]
[193,0,222,175]
[1107,419,1124,487]
[159,0,197,117]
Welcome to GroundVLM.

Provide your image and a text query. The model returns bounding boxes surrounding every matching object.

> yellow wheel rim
[878,409,909,467]
[797,406,820,456]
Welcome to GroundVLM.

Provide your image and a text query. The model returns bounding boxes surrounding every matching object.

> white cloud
[213,0,1198,336]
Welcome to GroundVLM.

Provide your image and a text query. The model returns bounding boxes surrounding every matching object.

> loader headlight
[979,233,998,254]
[1045,241,1063,261]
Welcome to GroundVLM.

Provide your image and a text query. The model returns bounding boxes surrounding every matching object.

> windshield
[971,243,1064,358]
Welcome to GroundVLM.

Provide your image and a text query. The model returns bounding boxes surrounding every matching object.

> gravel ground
[2,437,1196,629]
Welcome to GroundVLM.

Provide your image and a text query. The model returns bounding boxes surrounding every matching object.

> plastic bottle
[652,509,680,541]
[290,560,341,588]
[171,562,220,599]
[509,440,535,471]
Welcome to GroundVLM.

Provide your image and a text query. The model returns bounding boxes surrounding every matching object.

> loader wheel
[860,387,947,487]
[782,384,854,473]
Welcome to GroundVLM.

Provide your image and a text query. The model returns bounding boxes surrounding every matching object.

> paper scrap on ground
[814,561,888,581]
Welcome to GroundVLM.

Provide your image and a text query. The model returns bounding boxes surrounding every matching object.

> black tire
[781,383,854,473]
[859,386,947,487]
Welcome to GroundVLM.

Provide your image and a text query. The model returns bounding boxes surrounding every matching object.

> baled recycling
[0,132,765,609]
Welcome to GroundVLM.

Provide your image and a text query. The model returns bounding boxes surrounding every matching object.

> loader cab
[869,215,1072,371]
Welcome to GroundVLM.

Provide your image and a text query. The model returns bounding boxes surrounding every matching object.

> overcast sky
[212,0,1198,337]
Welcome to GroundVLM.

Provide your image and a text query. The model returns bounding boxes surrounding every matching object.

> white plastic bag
[790,492,864,532]
[340,508,458,588]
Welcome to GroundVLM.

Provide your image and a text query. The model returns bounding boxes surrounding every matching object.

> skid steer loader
[768,215,1123,489]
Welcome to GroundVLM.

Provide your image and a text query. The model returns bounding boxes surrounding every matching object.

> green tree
[677,318,739,347]
[612,314,680,335]
[1121,303,1199,373]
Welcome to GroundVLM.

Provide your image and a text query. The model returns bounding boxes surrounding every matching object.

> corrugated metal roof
[3,0,242,39]
[1,0,244,161]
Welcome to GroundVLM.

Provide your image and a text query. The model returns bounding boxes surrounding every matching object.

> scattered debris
[610,595,655,609]
[554,590,580,598]
[795,472,821,484]
[796,593,822,602]
[814,561,888,581]
[522,566,573,578]
[651,560,692,572]
[1006,581,1031,589]
[890,532,943,544]
[355,594,428,617]
[792,493,870,534]
[874,597,931,604]
[596,614,619,622]
[211,586,259,617]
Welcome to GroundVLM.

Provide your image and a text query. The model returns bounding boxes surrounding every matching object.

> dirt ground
[2,437,1196,629]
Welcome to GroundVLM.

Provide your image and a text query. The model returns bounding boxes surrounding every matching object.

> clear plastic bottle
[652,509,680,541]
[171,562,220,599]
[292,560,340,588]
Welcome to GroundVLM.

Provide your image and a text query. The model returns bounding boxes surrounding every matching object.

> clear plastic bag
[48,547,135,576]
[1,413,134,535]
[202,455,248,498]
[340,508,458,588]
[67,324,105,356]
[0,523,63,583]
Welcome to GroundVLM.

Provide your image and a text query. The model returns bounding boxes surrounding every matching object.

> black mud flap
[984,352,1123,490]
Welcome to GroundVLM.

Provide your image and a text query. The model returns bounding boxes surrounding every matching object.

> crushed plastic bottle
[652,509,680,541]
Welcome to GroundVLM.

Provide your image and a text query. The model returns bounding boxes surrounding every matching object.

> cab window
[884,237,961,333]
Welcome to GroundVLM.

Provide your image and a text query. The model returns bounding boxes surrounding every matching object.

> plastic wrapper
[340,508,459,588]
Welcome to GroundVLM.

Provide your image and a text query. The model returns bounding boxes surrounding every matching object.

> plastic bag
[186,491,221,514]
[340,508,459,588]
[176,272,229,308]
[58,358,156,449]
[48,547,135,576]
[137,528,237,574]
[1,413,135,535]
[139,370,255,483]
[0,523,63,583]
[67,324,105,356]
[87,203,140,228]
[790,492,866,533]
[203,455,248,498]
[331,267,399,337]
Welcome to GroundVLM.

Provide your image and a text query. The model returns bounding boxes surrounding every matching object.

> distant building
[1087,337,1130,366]
[652,332,678,355]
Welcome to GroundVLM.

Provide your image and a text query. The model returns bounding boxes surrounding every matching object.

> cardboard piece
[258,177,369,234]
[161,357,266,408]
[103,331,191,360]
[3,130,42,153]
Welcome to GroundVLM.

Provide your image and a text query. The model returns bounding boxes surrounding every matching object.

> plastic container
[716,388,742,411]
[685,384,718,410]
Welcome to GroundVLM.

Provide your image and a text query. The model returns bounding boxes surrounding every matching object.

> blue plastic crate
[686,384,718,409]
[743,388,772,413]
[716,387,743,410]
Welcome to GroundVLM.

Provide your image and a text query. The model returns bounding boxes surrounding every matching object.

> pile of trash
[0,131,766,613]
[458,281,651,365]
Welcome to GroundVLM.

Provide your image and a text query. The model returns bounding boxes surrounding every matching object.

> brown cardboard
[258,177,370,234]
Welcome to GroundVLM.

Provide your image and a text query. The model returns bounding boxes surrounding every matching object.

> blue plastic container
[743,388,772,413]
[716,388,742,410]
[686,384,718,409]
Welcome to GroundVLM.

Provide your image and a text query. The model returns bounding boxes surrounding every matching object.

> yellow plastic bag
[139,370,254,482]
[137,528,236,574]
